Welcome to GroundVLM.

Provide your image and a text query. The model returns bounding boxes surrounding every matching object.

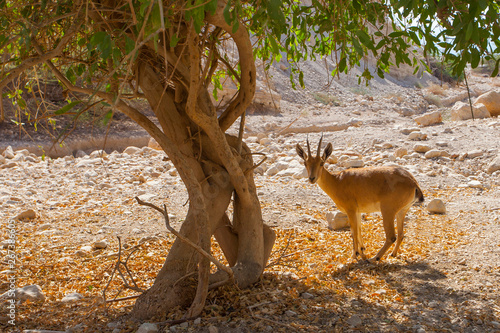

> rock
[424,149,448,159]
[136,323,158,333]
[408,132,428,141]
[301,292,314,299]
[414,111,442,126]
[342,158,364,168]
[427,199,446,214]
[413,144,432,153]
[347,314,362,327]
[285,310,297,316]
[2,145,14,159]
[15,209,38,220]
[123,146,142,155]
[89,149,107,158]
[6,285,45,304]
[266,166,279,176]
[75,150,87,158]
[327,211,349,230]
[467,180,484,189]
[0,155,5,164]
[487,156,500,174]
[208,326,218,333]
[75,158,101,167]
[394,147,408,158]
[450,101,490,121]
[93,240,108,249]
[148,137,162,150]
[61,292,84,303]
[1,162,18,169]
[400,127,420,135]
[474,90,500,116]
[466,150,483,158]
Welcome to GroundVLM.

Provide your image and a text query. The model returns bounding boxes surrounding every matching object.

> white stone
[136,323,159,333]
[451,101,490,121]
[467,180,484,189]
[0,284,45,304]
[486,156,500,174]
[424,149,448,159]
[427,199,446,214]
[327,211,349,230]
[61,292,84,303]
[90,149,108,158]
[413,144,432,153]
[394,147,408,158]
[2,146,14,159]
[342,158,364,168]
[75,158,101,167]
[408,132,428,141]
[123,146,142,155]
[466,150,483,158]
[93,240,108,249]
[414,111,442,126]
[266,166,279,176]
[474,90,500,117]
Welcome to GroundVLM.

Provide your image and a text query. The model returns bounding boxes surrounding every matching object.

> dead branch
[102,236,145,303]
[134,196,234,278]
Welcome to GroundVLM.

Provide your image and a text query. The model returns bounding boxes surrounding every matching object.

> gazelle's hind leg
[370,209,396,262]
[347,211,366,260]
[391,207,409,257]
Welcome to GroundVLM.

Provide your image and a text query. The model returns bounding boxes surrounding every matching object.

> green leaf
[17,98,27,109]
[125,35,135,54]
[170,35,180,47]
[388,31,405,38]
[356,30,374,50]
[268,0,286,31]
[470,48,480,68]
[338,56,347,72]
[54,101,82,115]
[205,0,217,15]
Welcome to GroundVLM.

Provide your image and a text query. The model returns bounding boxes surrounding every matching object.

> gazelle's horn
[306,134,311,156]
[317,132,324,156]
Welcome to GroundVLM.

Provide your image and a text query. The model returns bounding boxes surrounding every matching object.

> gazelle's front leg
[347,211,366,260]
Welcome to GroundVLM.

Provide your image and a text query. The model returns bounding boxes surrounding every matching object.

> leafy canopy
[0,0,499,120]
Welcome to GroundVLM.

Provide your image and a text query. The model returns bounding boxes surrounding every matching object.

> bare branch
[134,196,234,278]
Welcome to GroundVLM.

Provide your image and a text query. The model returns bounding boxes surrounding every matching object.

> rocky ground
[1,69,500,332]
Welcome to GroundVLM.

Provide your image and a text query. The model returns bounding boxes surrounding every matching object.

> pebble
[408,132,428,141]
[2,146,15,159]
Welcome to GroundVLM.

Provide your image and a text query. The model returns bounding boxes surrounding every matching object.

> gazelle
[296,135,424,262]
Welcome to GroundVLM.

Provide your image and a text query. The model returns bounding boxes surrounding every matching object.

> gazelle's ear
[323,143,333,161]
[296,144,306,160]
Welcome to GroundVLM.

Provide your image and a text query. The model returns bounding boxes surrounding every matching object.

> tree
[1,0,499,320]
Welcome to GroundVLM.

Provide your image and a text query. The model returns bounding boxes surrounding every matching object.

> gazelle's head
[296,134,333,184]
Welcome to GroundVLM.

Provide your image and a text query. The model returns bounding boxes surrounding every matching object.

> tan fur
[297,137,424,261]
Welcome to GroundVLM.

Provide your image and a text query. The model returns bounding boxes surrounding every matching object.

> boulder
[414,111,442,126]
[427,199,446,214]
[15,209,38,220]
[413,144,432,153]
[424,149,448,159]
[474,90,500,116]
[123,146,142,155]
[0,284,46,304]
[450,101,490,121]
[2,146,14,159]
[408,132,428,141]
[487,155,500,174]
[327,211,349,230]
